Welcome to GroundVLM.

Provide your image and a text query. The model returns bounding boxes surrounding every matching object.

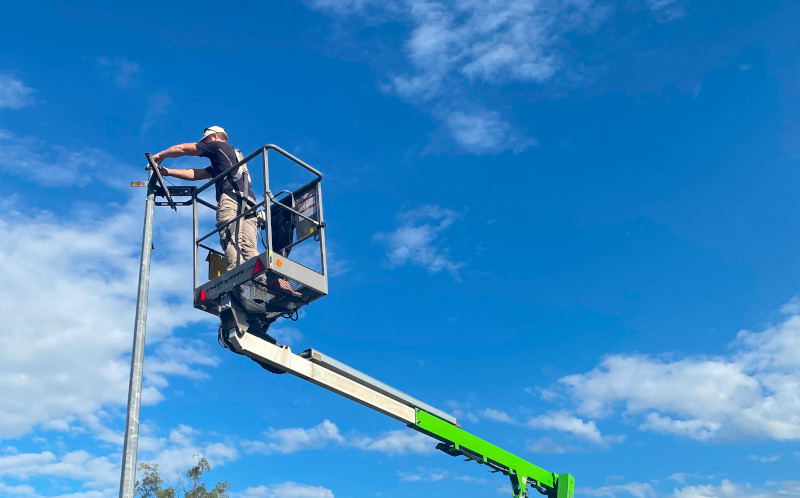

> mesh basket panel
[236,275,306,316]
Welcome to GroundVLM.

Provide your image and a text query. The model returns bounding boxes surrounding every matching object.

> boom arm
[226,330,574,498]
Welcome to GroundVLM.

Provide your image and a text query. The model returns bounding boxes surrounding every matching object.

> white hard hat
[201,125,227,141]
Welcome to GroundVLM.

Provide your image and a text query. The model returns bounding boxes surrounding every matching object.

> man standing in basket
[152,126,258,270]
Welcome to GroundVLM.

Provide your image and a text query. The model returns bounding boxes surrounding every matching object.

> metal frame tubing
[191,144,327,290]
[263,147,273,256]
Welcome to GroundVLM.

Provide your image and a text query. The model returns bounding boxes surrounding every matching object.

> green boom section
[412,409,574,498]
[556,473,575,498]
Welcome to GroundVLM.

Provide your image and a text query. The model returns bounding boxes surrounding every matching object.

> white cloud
[671,479,800,498]
[527,411,622,446]
[384,0,602,97]
[646,0,687,22]
[242,420,436,458]
[747,454,781,463]
[351,429,435,455]
[561,355,759,422]
[387,0,583,153]
[638,413,720,441]
[0,74,35,110]
[447,400,519,426]
[555,300,800,441]
[309,0,612,153]
[398,467,486,483]
[588,478,800,498]
[445,400,475,421]
[240,482,335,498]
[479,408,516,424]
[146,339,220,388]
[668,473,701,485]
[373,204,464,279]
[137,426,239,479]
[0,423,239,495]
[307,0,377,16]
[269,325,304,346]
[582,481,657,498]
[0,482,37,496]
[441,109,536,154]
[0,129,136,187]
[526,437,582,454]
[310,0,686,154]
[0,450,118,489]
[243,420,344,455]
[0,484,113,498]
[0,191,215,442]
[780,295,800,315]
[528,412,602,443]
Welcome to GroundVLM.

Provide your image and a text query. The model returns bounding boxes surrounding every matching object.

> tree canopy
[135,457,231,498]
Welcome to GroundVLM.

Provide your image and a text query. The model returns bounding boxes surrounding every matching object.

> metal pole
[119,169,156,498]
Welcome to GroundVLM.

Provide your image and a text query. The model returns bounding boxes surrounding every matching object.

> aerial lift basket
[190,145,328,326]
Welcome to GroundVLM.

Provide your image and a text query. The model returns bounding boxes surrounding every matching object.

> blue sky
[1,0,800,497]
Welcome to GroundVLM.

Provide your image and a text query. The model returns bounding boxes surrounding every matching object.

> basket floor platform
[194,250,327,321]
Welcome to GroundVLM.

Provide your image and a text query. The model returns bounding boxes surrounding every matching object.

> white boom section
[228,332,417,424]
[301,348,458,425]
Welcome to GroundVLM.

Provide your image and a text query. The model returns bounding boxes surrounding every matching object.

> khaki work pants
[217,193,259,271]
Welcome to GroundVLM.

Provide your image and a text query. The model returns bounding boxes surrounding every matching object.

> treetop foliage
[135,456,231,498]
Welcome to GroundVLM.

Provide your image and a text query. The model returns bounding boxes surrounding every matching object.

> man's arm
[159,167,212,181]
[152,143,201,165]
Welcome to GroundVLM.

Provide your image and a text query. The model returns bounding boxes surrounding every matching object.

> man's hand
[152,153,164,165]
[159,166,170,177]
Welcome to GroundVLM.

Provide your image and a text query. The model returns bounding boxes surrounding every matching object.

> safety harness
[218,146,255,266]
